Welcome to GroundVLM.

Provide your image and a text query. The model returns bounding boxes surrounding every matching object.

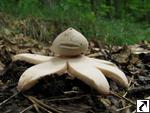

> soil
[0,37,150,113]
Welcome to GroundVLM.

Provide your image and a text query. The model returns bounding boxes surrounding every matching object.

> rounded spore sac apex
[51,28,89,57]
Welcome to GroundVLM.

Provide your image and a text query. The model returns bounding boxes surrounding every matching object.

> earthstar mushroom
[13,28,128,94]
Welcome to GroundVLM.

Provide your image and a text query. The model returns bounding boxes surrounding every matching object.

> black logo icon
[139,101,147,111]
[137,100,150,113]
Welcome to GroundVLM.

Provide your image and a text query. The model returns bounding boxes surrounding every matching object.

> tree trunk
[90,0,100,17]
[124,0,128,15]
[113,0,121,19]
[106,0,112,19]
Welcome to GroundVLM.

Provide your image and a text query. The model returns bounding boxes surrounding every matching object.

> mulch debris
[0,35,150,113]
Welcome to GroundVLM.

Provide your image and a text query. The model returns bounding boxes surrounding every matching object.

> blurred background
[0,0,149,45]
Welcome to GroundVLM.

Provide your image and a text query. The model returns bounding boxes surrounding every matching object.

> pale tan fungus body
[13,28,128,94]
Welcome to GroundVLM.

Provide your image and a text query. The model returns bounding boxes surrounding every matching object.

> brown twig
[19,105,33,113]
[25,95,62,113]
[123,75,135,97]
[0,91,20,106]
[36,104,52,113]
[116,105,132,112]
[27,96,52,113]
[110,91,136,106]
[47,94,88,102]
[27,96,41,113]
[119,75,135,113]
[33,104,41,113]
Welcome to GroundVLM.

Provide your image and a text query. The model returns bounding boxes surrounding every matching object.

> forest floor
[0,35,150,113]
